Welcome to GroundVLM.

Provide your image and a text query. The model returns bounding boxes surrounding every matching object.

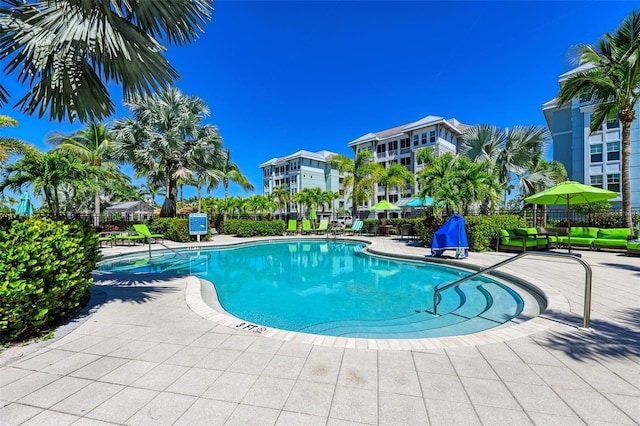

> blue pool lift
[431,214,469,258]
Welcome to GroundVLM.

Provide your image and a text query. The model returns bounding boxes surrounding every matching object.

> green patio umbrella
[371,200,401,211]
[524,180,617,251]
[15,193,34,217]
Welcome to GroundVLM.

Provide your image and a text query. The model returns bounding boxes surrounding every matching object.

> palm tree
[270,184,291,219]
[377,163,415,202]
[461,124,548,208]
[0,0,213,122]
[417,152,462,215]
[0,115,37,164]
[207,149,254,220]
[520,156,567,225]
[48,122,113,226]
[111,88,223,217]
[330,150,380,217]
[558,10,640,232]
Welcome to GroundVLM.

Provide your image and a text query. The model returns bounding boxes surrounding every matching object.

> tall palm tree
[0,115,37,164]
[208,149,253,220]
[520,156,567,225]
[111,88,223,217]
[48,122,113,226]
[377,163,415,202]
[0,0,213,122]
[461,124,548,207]
[558,10,640,232]
[330,149,380,217]
[270,184,291,219]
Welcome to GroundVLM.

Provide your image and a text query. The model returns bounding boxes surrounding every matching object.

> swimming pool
[98,240,543,339]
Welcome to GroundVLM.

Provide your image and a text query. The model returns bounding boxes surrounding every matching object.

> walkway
[1,235,639,425]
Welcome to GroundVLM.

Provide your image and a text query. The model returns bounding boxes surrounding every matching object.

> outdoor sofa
[496,228,551,252]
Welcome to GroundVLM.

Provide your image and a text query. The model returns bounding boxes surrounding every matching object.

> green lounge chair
[133,224,164,243]
[302,219,313,234]
[315,219,329,234]
[286,220,298,235]
[114,233,146,246]
[98,235,114,247]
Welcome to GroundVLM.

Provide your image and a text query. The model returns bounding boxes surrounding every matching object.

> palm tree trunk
[223,179,229,221]
[94,176,101,227]
[160,174,177,217]
[621,120,633,232]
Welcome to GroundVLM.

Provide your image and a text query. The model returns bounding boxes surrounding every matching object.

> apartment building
[259,149,351,219]
[347,115,469,211]
[543,66,640,209]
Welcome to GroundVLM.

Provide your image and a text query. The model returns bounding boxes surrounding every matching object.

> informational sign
[189,213,208,235]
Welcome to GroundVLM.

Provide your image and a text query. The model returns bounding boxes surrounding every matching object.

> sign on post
[189,213,208,242]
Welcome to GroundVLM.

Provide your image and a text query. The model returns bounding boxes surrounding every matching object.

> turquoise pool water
[98,240,529,338]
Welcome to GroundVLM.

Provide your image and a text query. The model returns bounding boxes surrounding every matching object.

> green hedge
[148,218,192,242]
[220,219,285,237]
[0,217,100,344]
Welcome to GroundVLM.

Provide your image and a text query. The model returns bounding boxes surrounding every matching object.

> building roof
[258,149,340,168]
[347,115,467,147]
[104,201,155,212]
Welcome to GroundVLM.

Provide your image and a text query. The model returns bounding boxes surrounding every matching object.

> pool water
[99,241,531,338]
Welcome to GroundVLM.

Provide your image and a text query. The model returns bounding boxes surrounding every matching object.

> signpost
[188,213,208,242]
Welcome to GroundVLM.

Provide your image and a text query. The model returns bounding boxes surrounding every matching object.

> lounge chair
[344,220,364,236]
[114,233,146,246]
[315,219,329,234]
[285,220,298,235]
[302,219,313,234]
[133,224,164,243]
[98,235,115,247]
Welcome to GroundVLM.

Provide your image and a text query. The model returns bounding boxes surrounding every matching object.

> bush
[0,217,100,344]
[148,218,193,242]
[220,219,285,237]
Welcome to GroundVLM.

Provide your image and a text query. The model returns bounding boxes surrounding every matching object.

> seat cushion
[593,239,627,248]
[570,227,599,238]
[596,228,631,240]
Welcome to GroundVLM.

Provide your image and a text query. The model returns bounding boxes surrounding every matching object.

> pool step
[300,281,496,337]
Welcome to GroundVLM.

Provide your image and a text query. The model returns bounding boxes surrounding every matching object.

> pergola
[104,201,155,221]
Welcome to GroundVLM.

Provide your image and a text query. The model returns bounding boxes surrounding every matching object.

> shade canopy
[404,196,435,208]
[524,181,617,205]
[370,200,401,211]
[15,193,34,216]
[524,180,617,252]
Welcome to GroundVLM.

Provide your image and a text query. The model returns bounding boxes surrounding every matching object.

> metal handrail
[432,252,593,329]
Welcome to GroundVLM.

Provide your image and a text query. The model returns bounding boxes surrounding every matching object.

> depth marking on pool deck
[235,322,267,334]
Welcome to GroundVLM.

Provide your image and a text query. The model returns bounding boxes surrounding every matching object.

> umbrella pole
[567,199,572,254]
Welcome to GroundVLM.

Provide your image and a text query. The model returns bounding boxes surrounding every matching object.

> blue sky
[1,1,638,204]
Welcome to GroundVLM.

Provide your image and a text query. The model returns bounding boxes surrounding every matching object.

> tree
[207,149,253,220]
[558,10,640,232]
[0,0,213,122]
[48,122,113,226]
[111,88,224,217]
[330,150,380,217]
[0,150,97,216]
[461,124,548,207]
[377,163,415,201]
[270,184,291,219]
[0,115,37,164]
[519,156,567,225]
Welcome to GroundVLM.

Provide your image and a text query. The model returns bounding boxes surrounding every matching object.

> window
[421,132,427,145]
[400,157,411,167]
[413,135,419,146]
[590,175,603,188]
[400,138,410,149]
[607,173,620,192]
[590,144,603,163]
[430,130,436,143]
[606,141,620,161]
[606,118,620,129]
[376,144,386,154]
[389,141,397,151]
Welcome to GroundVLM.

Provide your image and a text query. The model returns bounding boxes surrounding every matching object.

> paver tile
[412,352,455,374]
[98,359,157,385]
[242,376,295,409]
[131,363,190,391]
[379,392,428,425]
[68,356,128,380]
[418,371,470,403]
[424,399,481,426]
[225,404,280,426]
[474,405,533,425]
[489,359,545,384]
[553,387,635,424]
[0,402,43,426]
[449,355,499,380]
[50,381,123,416]
[197,348,242,370]
[283,380,335,417]
[299,358,340,384]
[127,392,196,426]
[18,376,90,408]
[329,386,377,424]
[21,410,80,425]
[166,367,222,396]
[460,377,521,410]
[86,387,158,424]
[262,354,305,380]
[173,398,236,425]
[337,364,377,390]
[1,371,60,402]
[201,371,258,402]
[227,350,273,375]
[378,368,422,396]
[505,381,575,416]
[275,411,326,426]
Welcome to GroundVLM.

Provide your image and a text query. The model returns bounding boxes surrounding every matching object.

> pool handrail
[432,251,593,329]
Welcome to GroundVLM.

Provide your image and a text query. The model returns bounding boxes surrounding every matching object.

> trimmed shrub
[0,217,100,344]
[465,214,526,251]
[148,218,192,242]
[220,219,285,237]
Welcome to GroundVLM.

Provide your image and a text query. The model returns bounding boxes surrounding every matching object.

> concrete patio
[1,234,639,425]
